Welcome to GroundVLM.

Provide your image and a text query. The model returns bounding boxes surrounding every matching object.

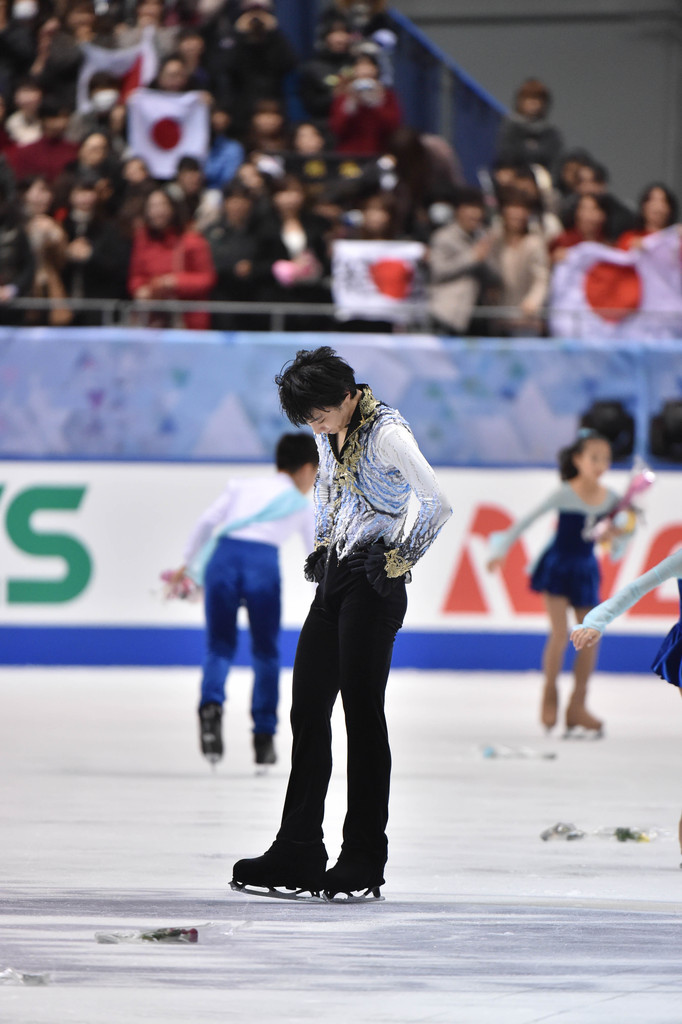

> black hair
[635,181,679,230]
[275,347,357,426]
[454,186,486,210]
[39,98,70,120]
[275,432,319,472]
[558,429,611,480]
[87,71,119,94]
[176,155,201,174]
[562,191,610,231]
[581,161,609,186]
[221,180,253,200]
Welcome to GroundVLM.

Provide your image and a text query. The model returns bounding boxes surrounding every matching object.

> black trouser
[276,550,407,868]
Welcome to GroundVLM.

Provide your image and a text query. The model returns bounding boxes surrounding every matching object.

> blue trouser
[200,536,281,735]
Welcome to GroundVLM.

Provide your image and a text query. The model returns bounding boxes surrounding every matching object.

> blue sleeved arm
[488,488,564,561]
[574,549,682,635]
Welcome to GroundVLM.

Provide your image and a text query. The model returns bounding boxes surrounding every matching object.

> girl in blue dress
[487,429,630,737]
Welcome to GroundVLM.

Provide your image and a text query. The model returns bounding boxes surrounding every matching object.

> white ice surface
[1,666,682,1023]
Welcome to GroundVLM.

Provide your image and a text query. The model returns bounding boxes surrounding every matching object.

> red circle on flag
[584,261,642,322]
[151,117,181,150]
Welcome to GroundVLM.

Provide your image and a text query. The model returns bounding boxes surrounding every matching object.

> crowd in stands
[429,77,681,336]
[0,1,676,334]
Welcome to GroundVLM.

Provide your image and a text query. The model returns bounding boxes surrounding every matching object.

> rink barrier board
[0,626,660,674]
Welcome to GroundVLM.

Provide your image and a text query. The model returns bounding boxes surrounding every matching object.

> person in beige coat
[428,188,498,335]
[486,188,550,336]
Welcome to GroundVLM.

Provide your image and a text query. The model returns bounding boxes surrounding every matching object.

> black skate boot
[253,733,276,765]
[198,703,223,763]
[323,853,385,902]
[231,839,327,901]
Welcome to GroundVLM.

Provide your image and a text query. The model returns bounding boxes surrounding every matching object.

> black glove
[347,541,402,597]
[304,546,327,583]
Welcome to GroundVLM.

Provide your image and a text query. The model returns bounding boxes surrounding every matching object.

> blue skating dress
[488,482,623,611]
[530,511,600,608]
[577,549,682,688]
[650,579,682,687]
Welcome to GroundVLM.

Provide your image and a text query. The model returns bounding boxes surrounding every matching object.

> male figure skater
[232,347,451,898]
[172,433,318,766]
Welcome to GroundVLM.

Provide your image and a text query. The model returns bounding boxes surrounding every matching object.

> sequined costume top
[313,385,452,578]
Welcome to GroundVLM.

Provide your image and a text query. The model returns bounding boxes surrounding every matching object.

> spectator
[497,78,563,174]
[0,176,34,323]
[227,0,297,133]
[284,121,351,202]
[573,160,636,241]
[253,173,331,326]
[298,17,353,129]
[328,52,400,155]
[5,97,79,182]
[355,191,398,239]
[66,71,126,153]
[234,158,275,225]
[318,0,392,40]
[114,0,179,60]
[511,164,563,241]
[203,106,244,189]
[553,148,594,214]
[550,193,610,263]
[176,27,211,90]
[169,154,205,223]
[246,97,289,156]
[21,173,70,326]
[486,187,550,336]
[31,6,101,112]
[149,53,191,93]
[204,180,261,328]
[5,75,42,145]
[428,186,498,335]
[61,174,131,322]
[54,130,121,211]
[128,186,216,329]
[121,154,153,196]
[616,182,679,250]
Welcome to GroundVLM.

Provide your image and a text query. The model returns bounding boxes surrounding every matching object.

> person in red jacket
[328,53,400,155]
[128,188,216,330]
[5,99,79,184]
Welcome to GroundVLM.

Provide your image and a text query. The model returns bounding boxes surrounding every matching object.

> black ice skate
[322,856,385,902]
[198,703,223,763]
[230,839,327,901]
[253,733,277,766]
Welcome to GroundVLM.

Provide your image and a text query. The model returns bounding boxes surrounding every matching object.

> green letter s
[6,487,92,603]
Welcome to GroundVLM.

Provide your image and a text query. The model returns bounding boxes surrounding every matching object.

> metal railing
[389,9,507,186]
[4,297,682,338]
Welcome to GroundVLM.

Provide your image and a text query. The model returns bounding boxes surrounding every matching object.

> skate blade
[229,880,323,902]
[323,887,384,903]
[562,725,604,740]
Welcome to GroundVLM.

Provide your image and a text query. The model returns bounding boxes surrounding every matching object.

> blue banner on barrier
[0,328,678,466]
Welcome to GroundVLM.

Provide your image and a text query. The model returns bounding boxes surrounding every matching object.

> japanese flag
[549,227,682,339]
[77,27,158,111]
[126,88,210,180]
[331,239,427,323]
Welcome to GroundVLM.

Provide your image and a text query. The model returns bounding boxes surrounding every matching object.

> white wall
[394,0,682,204]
